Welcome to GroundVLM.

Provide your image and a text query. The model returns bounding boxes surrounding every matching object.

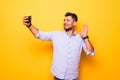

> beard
[64,27,73,32]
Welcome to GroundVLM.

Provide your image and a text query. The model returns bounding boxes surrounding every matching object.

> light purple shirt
[35,30,94,79]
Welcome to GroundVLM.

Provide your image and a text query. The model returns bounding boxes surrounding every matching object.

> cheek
[67,22,72,25]
[69,22,74,26]
[65,21,74,26]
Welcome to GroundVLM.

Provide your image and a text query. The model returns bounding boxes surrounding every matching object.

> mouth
[64,24,68,27]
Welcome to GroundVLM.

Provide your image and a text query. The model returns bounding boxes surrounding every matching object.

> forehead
[64,16,73,20]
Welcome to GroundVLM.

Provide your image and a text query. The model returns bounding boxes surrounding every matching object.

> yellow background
[0,0,120,80]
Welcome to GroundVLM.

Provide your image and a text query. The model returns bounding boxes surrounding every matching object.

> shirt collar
[65,30,77,36]
[73,31,77,35]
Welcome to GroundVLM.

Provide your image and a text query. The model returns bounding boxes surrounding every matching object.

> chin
[64,27,69,30]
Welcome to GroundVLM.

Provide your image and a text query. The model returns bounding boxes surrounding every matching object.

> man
[23,12,95,80]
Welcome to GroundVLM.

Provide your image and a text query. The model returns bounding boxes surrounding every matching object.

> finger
[23,20,29,23]
[23,21,30,26]
[23,16,29,20]
[83,24,88,29]
[83,25,88,33]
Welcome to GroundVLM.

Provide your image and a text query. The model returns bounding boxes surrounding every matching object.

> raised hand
[23,16,31,27]
[80,24,88,38]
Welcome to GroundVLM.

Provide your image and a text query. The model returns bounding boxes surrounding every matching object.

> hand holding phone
[23,16,32,28]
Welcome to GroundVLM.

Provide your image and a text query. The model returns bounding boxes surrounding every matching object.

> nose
[64,20,67,24]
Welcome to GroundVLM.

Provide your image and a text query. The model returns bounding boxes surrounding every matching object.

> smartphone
[26,16,31,24]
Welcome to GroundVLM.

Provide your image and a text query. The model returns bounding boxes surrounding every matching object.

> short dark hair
[65,12,78,22]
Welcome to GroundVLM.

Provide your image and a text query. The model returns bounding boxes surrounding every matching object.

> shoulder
[52,30,64,34]
[75,33,84,41]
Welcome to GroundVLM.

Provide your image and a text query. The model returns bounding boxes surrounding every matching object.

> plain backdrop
[0,0,120,80]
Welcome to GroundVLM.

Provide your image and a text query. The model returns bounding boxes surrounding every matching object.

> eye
[67,19,70,22]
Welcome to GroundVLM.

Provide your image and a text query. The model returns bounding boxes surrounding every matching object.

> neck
[66,29,75,36]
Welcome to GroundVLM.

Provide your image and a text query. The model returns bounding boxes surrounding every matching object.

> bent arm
[82,38,95,56]
[28,24,39,36]
[23,16,39,36]
[80,24,95,56]
[84,38,94,52]
[23,16,53,41]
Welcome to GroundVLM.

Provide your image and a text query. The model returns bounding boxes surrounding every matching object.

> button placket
[67,37,73,65]
[65,36,74,79]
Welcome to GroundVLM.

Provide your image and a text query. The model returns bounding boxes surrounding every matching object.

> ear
[73,22,76,26]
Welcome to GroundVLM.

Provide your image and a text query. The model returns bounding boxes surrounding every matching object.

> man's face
[64,16,76,31]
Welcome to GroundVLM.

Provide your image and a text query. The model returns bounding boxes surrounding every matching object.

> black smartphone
[26,16,31,23]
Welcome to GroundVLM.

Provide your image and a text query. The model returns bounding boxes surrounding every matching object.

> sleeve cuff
[35,30,40,38]
[86,49,95,56]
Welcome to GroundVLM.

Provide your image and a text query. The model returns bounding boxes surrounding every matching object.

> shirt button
[68,47,70,49]
[68,51,70,54]
[67,63,69,66]
[68,41,71,44]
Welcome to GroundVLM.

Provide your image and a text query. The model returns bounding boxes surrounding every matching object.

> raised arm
[80,24,94,52]
[23,16,39,36]
[23,16,54,41]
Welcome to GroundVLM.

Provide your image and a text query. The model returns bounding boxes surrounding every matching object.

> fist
[80,24,88,37]
[23,16,31,27]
